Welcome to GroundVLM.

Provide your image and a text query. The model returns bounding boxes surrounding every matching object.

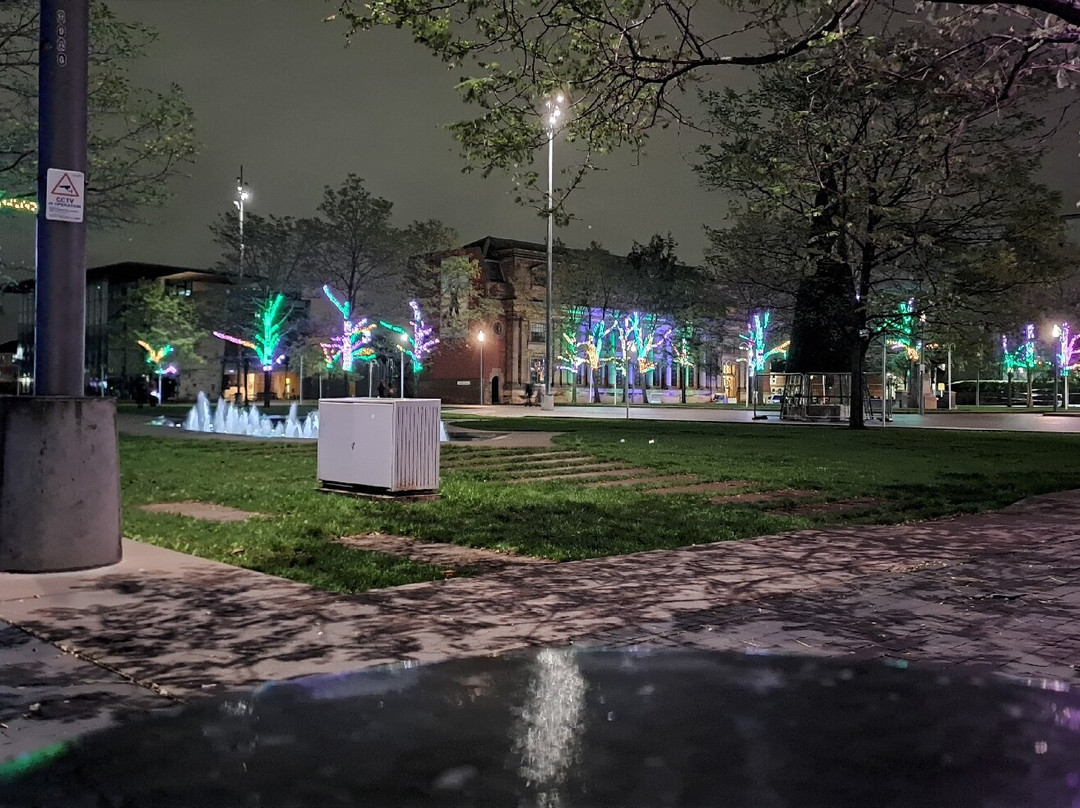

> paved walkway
[4,489,1080,761]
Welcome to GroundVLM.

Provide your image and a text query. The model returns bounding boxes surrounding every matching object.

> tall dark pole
[543,93,565,410]
[234,168,249,402]
[35,0,88,395]
[545,130,554,405]
[1,0,120,572]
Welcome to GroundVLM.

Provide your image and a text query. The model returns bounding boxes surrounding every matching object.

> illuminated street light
[543,92,567,410]
[478,330,486,405]
[228,167,251,401]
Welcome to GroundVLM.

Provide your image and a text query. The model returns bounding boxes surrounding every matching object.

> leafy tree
[331,1,1077,205]
[698,24,1069,427]
[0,1,197,225]
[311,174,403,316]
[110,280,205,385]
[209,212,321,299]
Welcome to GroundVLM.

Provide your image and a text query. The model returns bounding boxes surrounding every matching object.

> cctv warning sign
[45,168,84,222]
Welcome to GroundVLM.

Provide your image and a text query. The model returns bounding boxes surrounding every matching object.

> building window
[167,280,193,297]
[529,323,546,343]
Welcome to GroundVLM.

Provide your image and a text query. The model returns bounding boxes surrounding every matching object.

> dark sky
[1,1,1077,295]
[1,0,719,278]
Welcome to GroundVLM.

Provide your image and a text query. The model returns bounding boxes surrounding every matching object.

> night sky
[1,1,1077,296]
[0,0,720,283]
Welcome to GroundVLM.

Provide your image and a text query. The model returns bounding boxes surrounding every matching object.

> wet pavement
[4,487,1080,761]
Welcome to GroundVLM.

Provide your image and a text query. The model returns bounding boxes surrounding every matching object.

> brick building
[416,237,742,405]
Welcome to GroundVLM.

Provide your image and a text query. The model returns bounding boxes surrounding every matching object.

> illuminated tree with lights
[374,301,440,399]
[111,280,203,399]
[582,316,614,404]
[407,300,439,373]
[670,322,698,405]
[1054,323,1080,409]
[0,191,36,215]
[321,284,376,373]
[215,293,293,406]
[1001,324,1040,408]
[136,341,177,405]
[555,305,588,403]
[625,311,665,406]
[1017,323,1040,408]
[609,315,638,405]
[739,311,789,407]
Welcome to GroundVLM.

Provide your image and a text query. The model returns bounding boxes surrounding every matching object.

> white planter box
[317,398,441,493]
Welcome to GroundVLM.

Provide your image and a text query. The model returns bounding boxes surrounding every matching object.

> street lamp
[398,332,408,398]
[543,92,567,409]
[230,167,251,401]
[234,167,250,277]
[478,330,485,405]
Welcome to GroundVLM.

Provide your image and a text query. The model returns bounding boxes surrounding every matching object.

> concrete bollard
[0,397,122,572]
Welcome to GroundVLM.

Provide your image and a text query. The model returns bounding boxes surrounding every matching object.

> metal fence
[779,373,852,422]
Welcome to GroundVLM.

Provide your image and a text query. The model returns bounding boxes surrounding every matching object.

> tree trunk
[848,339,867,429]
[263,368,272,407]
[681,365,687,405]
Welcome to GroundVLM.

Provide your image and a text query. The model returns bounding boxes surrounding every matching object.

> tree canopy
[0,1,198,226]
[331,1,1080,205]
[697,18,1071,425]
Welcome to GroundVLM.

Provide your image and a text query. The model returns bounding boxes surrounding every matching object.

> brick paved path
[3,489,1079,759]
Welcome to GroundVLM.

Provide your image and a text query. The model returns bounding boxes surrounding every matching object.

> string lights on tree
[321,285,375,372]
[0,192,37,214]
[214,293,292,406]
[1054,322,1079,410]
[137,340,178,404]
[252,293,290,372]
[739,311,789,412]
[407,300,438,372]
[1001,324,1040,408]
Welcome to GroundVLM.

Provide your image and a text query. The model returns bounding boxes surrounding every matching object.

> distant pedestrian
[524,382,534,406]
[134,379,148,409]
[377,381,388,398]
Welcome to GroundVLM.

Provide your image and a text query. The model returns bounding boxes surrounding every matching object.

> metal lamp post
[478,330,485,405]
[231,169,251,401]
[398,333,408,398]
[543,92,566,409]
[625,344,636,420]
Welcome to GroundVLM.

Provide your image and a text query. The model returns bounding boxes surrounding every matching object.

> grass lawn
[119,418,1080,594]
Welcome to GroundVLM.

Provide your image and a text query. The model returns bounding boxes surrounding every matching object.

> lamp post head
[544,92,568,131]
[478,330,485,343]
[1054,324,1063,339]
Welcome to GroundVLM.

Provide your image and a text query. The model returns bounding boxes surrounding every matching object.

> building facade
[417,237,742,405]
[12,262,231,400]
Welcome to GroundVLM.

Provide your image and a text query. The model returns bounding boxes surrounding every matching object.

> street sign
[45,167,84,222]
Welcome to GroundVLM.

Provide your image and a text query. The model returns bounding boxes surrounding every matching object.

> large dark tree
[697,22,1070,427]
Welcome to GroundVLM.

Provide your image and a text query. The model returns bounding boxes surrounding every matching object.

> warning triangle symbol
[50,173,80,198]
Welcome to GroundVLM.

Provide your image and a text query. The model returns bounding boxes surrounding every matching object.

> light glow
[0,194,37,214]
[1055,323,1079,376]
